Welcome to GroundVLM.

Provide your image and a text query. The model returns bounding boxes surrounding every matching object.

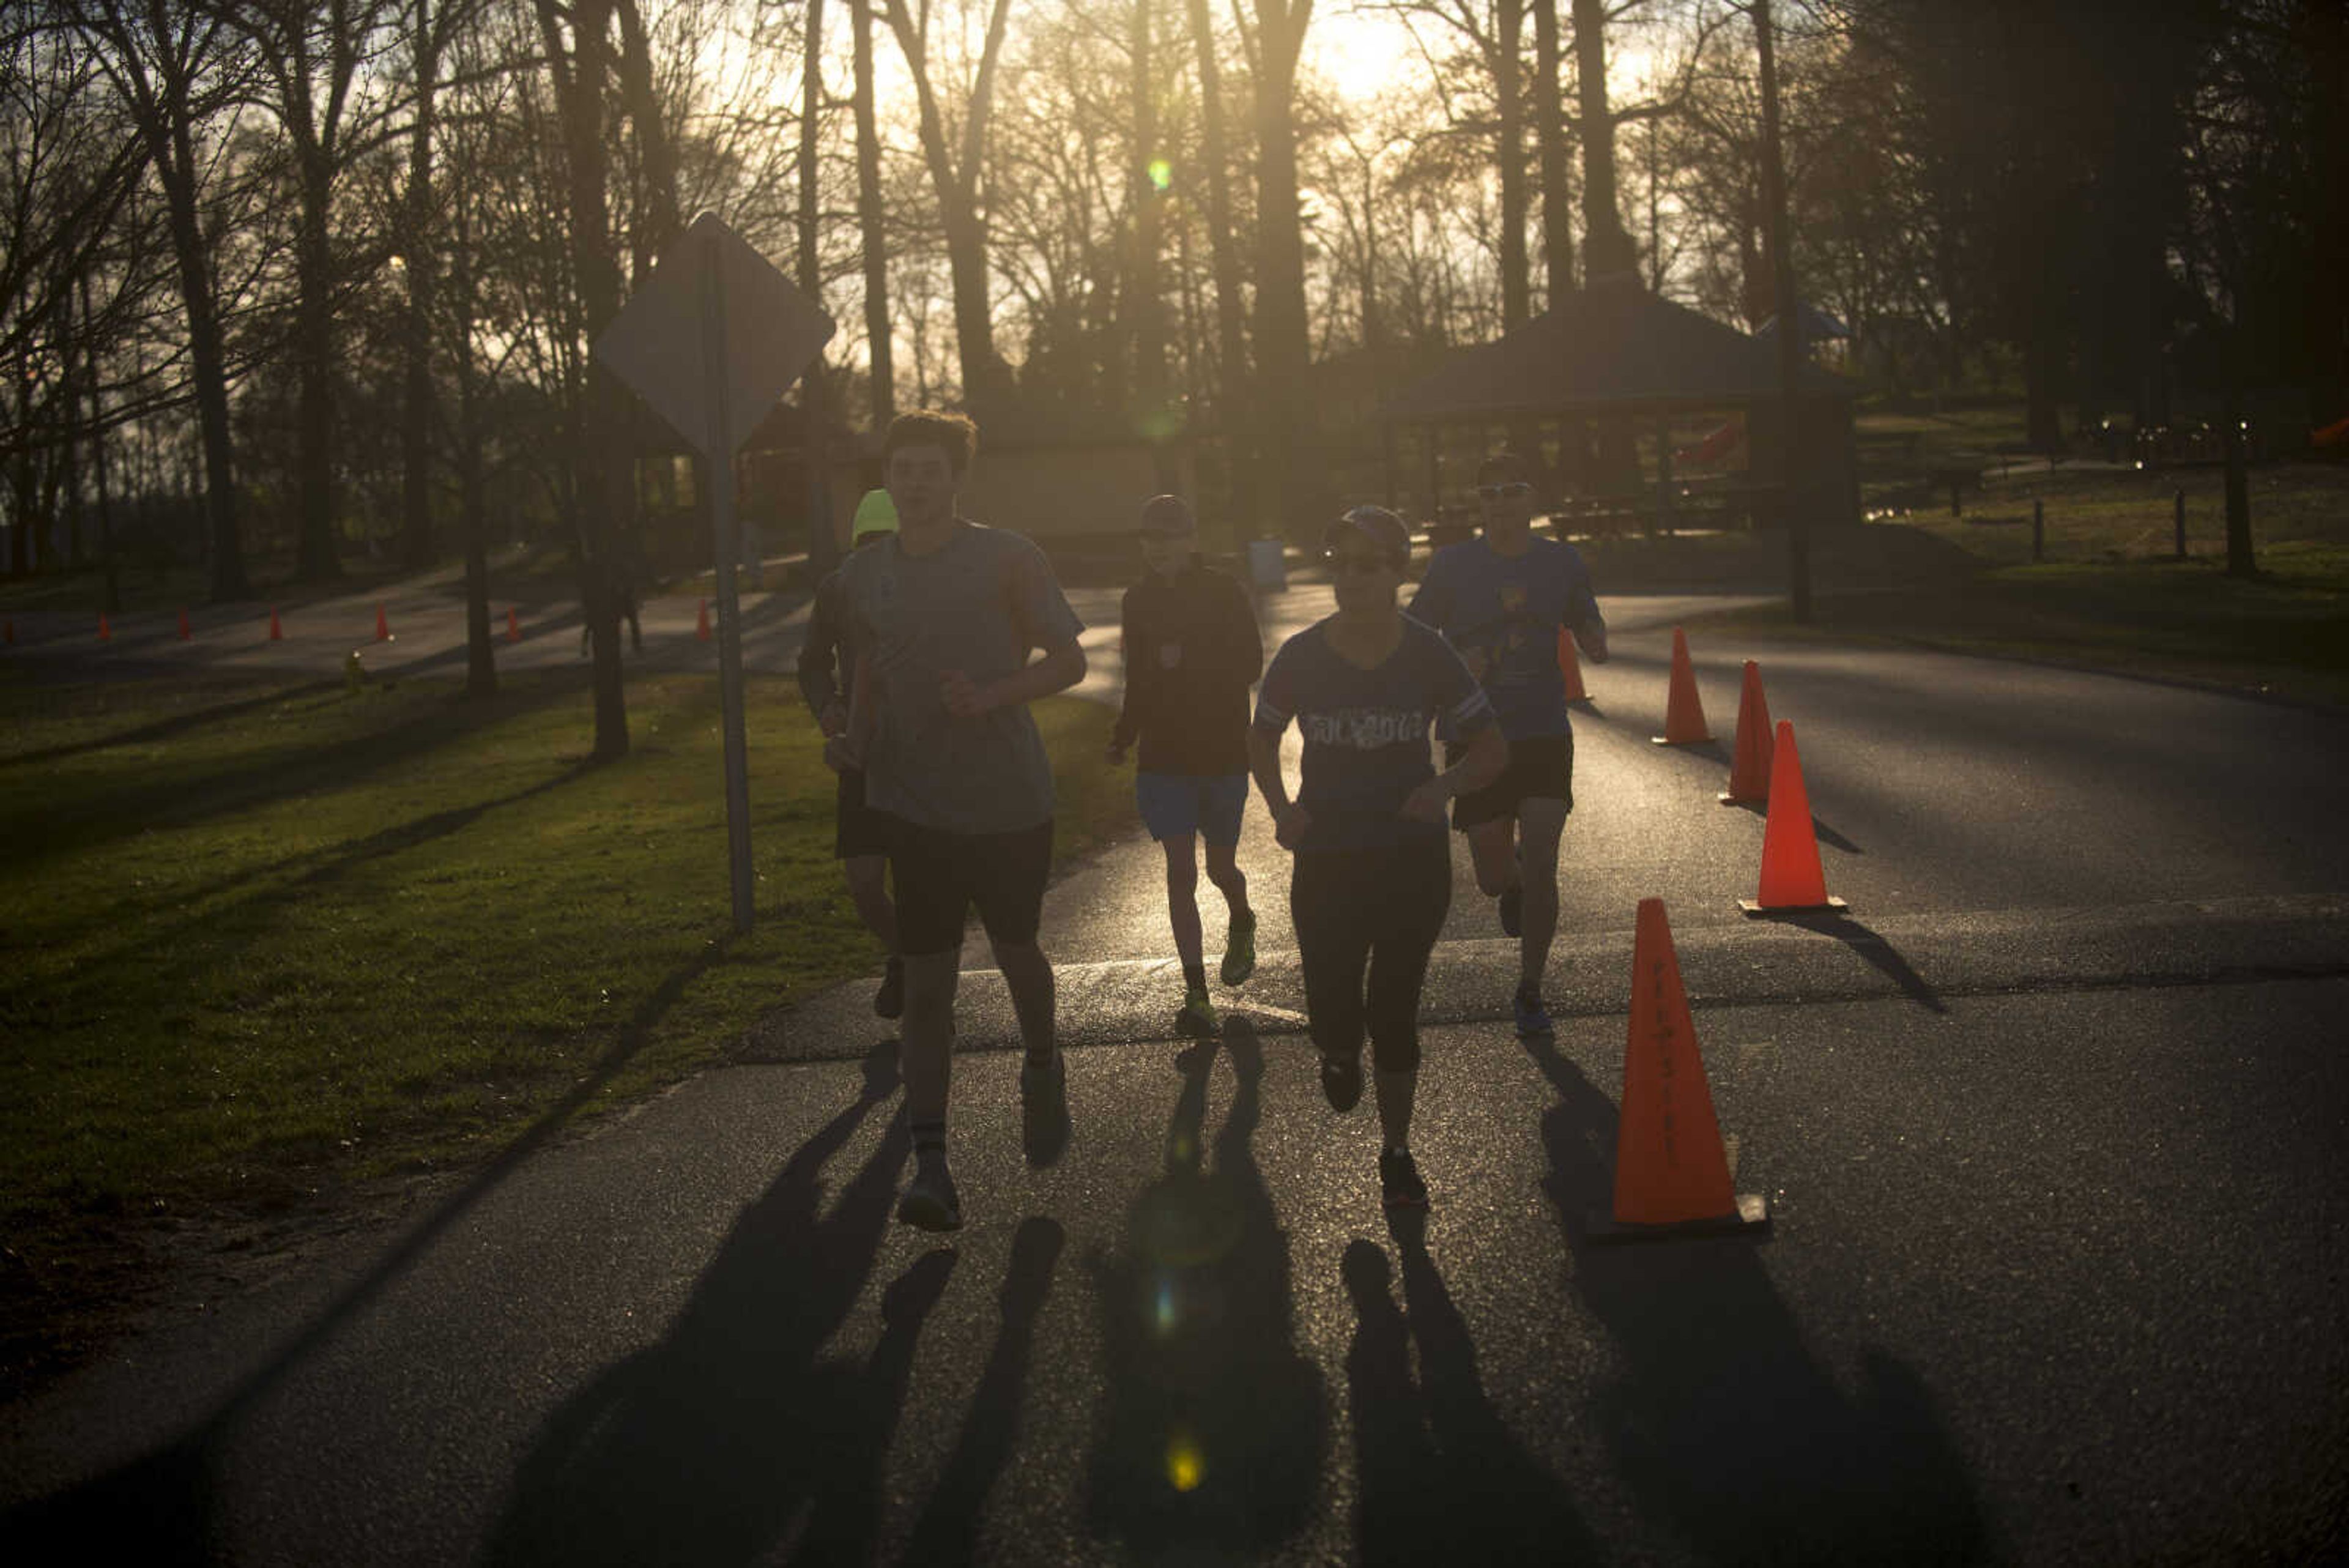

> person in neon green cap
[851,486,899,544]
[800,489,903,1017]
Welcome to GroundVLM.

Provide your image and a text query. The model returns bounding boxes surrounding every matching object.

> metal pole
[702,229,757,934]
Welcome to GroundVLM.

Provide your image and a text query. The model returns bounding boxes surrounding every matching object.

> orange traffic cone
[1650,626,1712,745]
[267,606,284,641]
[505,607,521,643]
[1590,897,1769,1242]
[1556,625,1590,704]
[177,609,192,641]
[1718,661,1774,804]
[696,598,711,641]
[1740,721,1847,915]
[98,613,113,642]
[374,602,392,641]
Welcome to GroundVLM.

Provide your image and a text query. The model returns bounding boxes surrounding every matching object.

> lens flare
[1166,1431,1204,1492]
[1154,1277,1179,1336]
[1148,158,1173,191]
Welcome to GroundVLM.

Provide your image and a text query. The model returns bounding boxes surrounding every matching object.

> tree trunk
[400,0,440,574]
[82,275,120,614]
[1531,0,1573,303]
[294,160,342,581]
[2221,329,2255,576]
[1497,0,1529,327]
[1571,0,1635,284]
[1130,0,1174,487]
[613,0,683,275]
[1756,0,1809,620]
[800,0,838,578]
[541,0,629,758]
[1187,0,1254,540]
[851,0,893,426]
[450,168,494,698]
[885,0,1014,412]
[163,109,249,602]
[1252,0,1315,538]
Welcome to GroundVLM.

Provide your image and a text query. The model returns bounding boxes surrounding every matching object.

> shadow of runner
[480,1040,920,1567]
[1523,1031,1994,1564]
[1083,1019,1325,1557]
[1342,1224,1600,1566]
[900,1216,1067,1566]
[1,934,751,1567]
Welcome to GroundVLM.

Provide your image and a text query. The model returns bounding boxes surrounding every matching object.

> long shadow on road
[482,1039,920,1567]
[1083,1019,1326,1558]
[1,934,751,1566]
[1343,1218,1601,1566]
[1524,1029,1994,1564]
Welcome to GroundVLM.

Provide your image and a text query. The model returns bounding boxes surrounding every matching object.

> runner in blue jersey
[1406,451,1608,1038]
[1248,506,1507,1212]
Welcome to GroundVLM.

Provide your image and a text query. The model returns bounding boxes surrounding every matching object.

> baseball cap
[1138,494,1196,535]
[851,488,899,542]
[1323,505,1411,568]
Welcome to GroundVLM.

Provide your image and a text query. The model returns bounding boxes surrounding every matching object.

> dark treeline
[2,0,2337,747]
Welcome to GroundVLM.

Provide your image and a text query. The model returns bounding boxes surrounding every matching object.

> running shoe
[1379,1149,1430,1210]
[873,956,905,1020]
[1498,882,1523,939]
[1176,986,1220,1039]
[1320,1049,1364,1113]
[1020,1051,1070,1167]
[1513,986,1553,1039]
[1219,910,1258,987]
[896,1159,963,1232]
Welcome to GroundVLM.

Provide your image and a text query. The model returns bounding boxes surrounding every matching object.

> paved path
[4,565,2346,1564]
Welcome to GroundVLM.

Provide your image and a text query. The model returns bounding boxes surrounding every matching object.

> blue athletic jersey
[1406,536,1601,740]
[1253,617,1494,853]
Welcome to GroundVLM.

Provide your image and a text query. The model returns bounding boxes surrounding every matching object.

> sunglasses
[1327,551,1393,576]
[1476,481,1534,502]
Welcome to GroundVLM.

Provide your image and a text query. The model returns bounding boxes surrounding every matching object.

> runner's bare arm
[941,639,1087,718]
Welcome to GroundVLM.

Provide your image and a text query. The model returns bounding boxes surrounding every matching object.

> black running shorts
[885,816,1055,957]
[1445,732,1573,831]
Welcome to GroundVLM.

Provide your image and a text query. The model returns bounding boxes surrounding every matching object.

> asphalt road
[3,565,2345,1564]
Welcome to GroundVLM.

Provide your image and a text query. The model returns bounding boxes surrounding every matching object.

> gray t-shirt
[837,521,1085,834]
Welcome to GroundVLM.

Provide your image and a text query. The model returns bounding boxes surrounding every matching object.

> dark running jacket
[1111,563,1263,776]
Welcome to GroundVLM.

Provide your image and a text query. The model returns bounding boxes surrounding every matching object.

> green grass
[0,669,1132,1241]
[1681,458,2349,704]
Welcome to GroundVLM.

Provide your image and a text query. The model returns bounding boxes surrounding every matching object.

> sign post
[594,212,837,933]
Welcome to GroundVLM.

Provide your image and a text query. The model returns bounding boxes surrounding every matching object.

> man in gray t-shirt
[832,410,1086,1233]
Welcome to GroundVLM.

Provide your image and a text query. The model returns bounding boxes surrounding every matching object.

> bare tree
[73,0,259,601]
[883,0,1016,411]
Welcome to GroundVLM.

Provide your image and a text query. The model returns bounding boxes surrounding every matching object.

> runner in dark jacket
[1106,494,1264,1038]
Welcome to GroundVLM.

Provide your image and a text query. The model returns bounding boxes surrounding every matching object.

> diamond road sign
[592,210,836,456]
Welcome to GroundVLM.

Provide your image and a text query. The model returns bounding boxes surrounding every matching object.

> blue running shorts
[1135,771,1250,846]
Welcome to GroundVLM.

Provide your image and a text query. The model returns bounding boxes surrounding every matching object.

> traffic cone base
[1651,626,1712,745]
[1589,897,1768,1246]
[1739,894,1847,918]
[1587,1192,1772,1244]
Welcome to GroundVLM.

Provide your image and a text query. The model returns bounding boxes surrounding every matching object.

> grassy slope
[0,669,1130,1236]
